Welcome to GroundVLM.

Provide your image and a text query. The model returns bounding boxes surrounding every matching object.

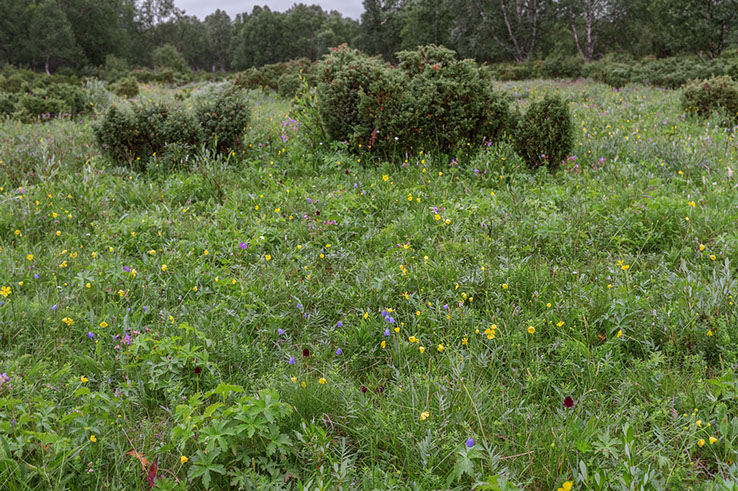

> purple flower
[336,321,343,328]
[87,332,95,339]
[288,357,295,365]
[443,304,449,310]
[381,309,388,316]
[34,274,39,279]
[123,266,131,272]
[278,328,284,335]
[123,334,131,345]
[240,242,247,249]
[388,317,395,324]
[52,304,57,312]
[563,396,574,408]
[296,304,302,309]
[336,348,342,355]
[466,438,474,448]
[384,329,390,336]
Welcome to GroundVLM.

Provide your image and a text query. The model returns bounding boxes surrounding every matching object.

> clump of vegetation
[195,85,251,152]
[682,75,738,122]
[316,45,510,156]
[512,94,575,169]
[112,76,139,98]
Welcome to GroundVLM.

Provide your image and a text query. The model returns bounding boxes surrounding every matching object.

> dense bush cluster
[93,85,250,170]
[0,69,89,121]
[316,45,511,155]
[682,75,738,123]
[512,95,575,168]
[491,53,738,89]
[232,58,317,96]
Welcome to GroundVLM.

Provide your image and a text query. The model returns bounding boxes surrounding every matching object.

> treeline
[1,0,737,75]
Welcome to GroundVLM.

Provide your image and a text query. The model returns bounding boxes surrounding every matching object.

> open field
[1,80,738,489]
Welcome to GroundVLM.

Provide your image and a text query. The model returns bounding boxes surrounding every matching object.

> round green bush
[512,94,575,169]
[277,72,303,98]
[681,75,738,123]
[196,86,251,152]
[114,77,139,98]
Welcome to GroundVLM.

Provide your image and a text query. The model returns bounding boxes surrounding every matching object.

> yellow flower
[502,283,508,289]
[161,265,167,271]
[419,346,426,353]
[420,411,429,421]
[621,264,630,270]
[117,289,125,297]
[416,310,420,316]
[617,330,623,338]
[86,283,91,288]
[90,435,97,443]
[180,456,188,464]
[148,250,156,255]
[382,175,389,181]
[100,321,108,328]
[445,219,451,225]
[709,436,718,445]
[437,344,444,352]
[62,317,74,326]
[265,254,272,261]
[319,378,327,385]
[546,303,551,308]
[0,286,11,298]
[697,439,705,448]
[557,482,573,491]
[56,231,61,236]
[27,254,33,261]
[688,201,696,208]
[699,244,706,251]
[203,250,209,256]
[707,330,713,336]
[462,337,468,345]
[192,286,198,292]
[527,326,535,334]
[696,420,702,427]
[300,381,306,388]
[710,254,716,261]
[557,321,565,327]
[291,376,297,383]
[364,312,369,319]
[80,376,88,383]
[381,340,386,349]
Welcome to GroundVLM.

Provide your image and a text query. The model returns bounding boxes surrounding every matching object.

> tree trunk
[45,55,51,76]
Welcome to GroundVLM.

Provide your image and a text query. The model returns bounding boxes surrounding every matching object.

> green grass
[1,80,738,490]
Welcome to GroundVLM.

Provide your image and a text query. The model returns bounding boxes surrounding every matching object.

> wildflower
[0,286,11,298]
[437,344,444,352]
[462,337,468,345]
[303,348,310,357]
[161,265,167,272]
[621,264,630,270]
[27,254,33,261]
[420,411,429,421]
[502,283,508,289]
[90,435,97,443]
[617,330,623,338]
[466,438,474,448]
[710,255,716,261]
[337,321,343,328]
[364,312,369,319]
[240,242,247,249]
[707,330,713,336]
[52,304,57,311]
[289,357,295,365]
[697,439,705,448]
[709,436,718,444]
[361,386,368,393]
[180,456,188,464]
[381,341,386,348]
[557,482,573,491]
[384,329,390,336]
[419,346,425,353]
[301,381,306,388]
[527,326,535,334]
[319,378,327,385]
[62,317,74,326]
[563,396,574,408]
[192,286,198,292]
[557,321,565,327]
[80,376,89,383]
[87,332,94,339]
[699,244,706,251]
[408,336,417,343]
[265,254,271,261]
[291,376,297,383]
[86,283,91,288]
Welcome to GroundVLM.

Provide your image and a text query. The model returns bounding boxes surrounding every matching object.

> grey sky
[175,1,364,20]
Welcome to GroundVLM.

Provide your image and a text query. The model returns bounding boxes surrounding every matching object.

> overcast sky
[175,1,364,20]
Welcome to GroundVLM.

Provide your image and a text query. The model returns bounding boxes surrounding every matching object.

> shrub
[103,55,130,82]
[195,85,251,152]
[682,75,738,123]
[277,72,303,98]
[512,94,575,169]
[152,44,190,73]
[0,93,19,117]
[94,102,203,170]
[316,44,510,155]
[84,78,112,113]
[113,76,139,98]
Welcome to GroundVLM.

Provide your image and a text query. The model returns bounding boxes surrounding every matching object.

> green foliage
[112,76,139,98]
[317,44,510,156]
[512,94,575,168]
[152,44,190,73]
[682,75,738,123]
[277,71,303,98]
[195,85,251,152]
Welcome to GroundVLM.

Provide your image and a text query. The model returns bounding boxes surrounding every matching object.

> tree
[560,0,612,61]
[452,0,548,62]
[204,9,232,71]
[229,6,288,69]
[359,0,405,62]
[655,0,738,59]
[400,0,454,49]
[27,0,82,74]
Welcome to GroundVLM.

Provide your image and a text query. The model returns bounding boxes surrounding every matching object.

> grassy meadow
[1,80,738,490]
